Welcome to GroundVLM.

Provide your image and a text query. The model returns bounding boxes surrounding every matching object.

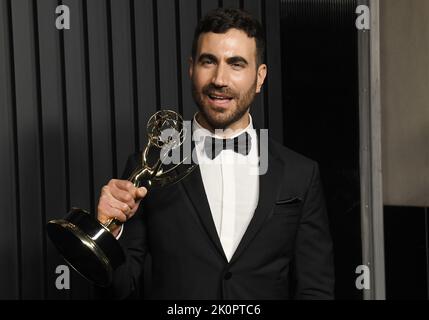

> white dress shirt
[193,114,259,261]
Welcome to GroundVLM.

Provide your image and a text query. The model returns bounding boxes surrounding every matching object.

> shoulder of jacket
[269,138,318,170]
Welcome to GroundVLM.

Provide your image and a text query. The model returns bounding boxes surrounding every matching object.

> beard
[191,80,257,130]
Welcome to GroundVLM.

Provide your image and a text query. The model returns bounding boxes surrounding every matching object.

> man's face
[190,29,267,130]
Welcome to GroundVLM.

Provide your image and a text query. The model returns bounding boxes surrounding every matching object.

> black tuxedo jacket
[110,136,334,300]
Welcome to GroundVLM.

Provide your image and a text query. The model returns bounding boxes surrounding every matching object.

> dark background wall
[1,0,402,300]
[280,0,362,299]
[0,0,284,300]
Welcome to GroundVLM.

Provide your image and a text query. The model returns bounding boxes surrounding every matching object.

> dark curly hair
[191,8,265,66]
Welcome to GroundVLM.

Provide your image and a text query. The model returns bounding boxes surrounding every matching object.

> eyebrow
[198,53,218,63]
[198,53,249,66]
[226,56,249,66]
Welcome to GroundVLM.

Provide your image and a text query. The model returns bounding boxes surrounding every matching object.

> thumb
[135,187,147,199]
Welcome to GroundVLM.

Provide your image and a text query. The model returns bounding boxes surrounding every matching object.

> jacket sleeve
[108,153,149,299]
[294,162,335,299]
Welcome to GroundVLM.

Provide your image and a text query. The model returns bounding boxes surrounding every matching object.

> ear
[255,64,267,93]
[189,57,194,79]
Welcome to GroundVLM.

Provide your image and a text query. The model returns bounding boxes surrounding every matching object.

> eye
[231,63,244,70]
[201,59,214,65]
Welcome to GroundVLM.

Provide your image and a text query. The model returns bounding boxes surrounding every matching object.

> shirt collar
[192,112,254,144]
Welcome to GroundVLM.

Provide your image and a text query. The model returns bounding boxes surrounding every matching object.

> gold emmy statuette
[47,110,196,287]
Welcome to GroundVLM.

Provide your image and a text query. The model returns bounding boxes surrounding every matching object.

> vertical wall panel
[62,0,91,299]
[87,0,114,195]
[243,0,265,128]
[133,0,157,149]
[380,0,429,207]
[0,0,20,300]
[179,0,198,119]
[156,0,179,111]
[11,0,45,299]
[201,0,218,17]
[264,0,283,141]
[110,0,136,173]
[222,0,241,8]
[243,0,262,33]
[37,0,69,300]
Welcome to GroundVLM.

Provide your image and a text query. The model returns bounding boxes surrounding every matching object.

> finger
[107,196,132,215]
[112,179,135,192]
[99,192,131,214]
[109,184,136,208]
[98,202,127,223]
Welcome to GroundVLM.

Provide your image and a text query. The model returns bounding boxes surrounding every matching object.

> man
[97,8,334,299]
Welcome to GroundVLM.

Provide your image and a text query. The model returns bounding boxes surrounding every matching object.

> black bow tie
[204,132,252,160]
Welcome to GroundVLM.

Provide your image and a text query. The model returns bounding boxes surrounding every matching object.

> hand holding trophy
[47,110,196,287]
[96,179,147,238]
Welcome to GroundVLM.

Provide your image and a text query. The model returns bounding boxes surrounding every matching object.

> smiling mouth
[207,94,233,101]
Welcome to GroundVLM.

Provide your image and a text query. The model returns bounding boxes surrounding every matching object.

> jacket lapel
[180,165,228,261]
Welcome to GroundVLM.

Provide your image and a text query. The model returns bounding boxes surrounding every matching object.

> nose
[212,63,228,87]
